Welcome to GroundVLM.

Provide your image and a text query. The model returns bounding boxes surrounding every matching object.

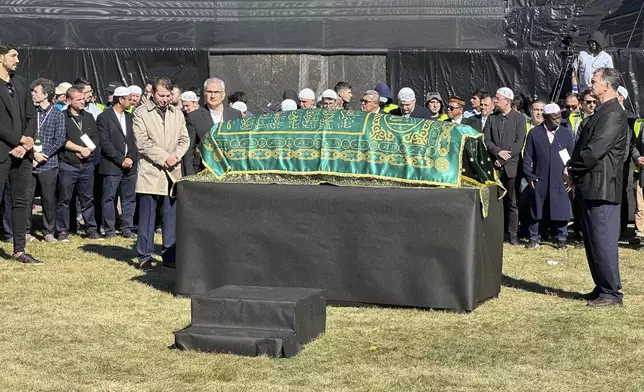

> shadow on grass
[131,267,175,294]
[81,243,138,268]
[502,274,585,300]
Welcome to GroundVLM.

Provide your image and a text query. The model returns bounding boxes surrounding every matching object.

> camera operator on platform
[572,31,614,93]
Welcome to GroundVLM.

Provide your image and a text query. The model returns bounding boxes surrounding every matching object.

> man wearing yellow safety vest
[629,117,644,242]
[562,92,583,139]
[525,98,545,136]
[374,83,398,114]
[424,92,448,121]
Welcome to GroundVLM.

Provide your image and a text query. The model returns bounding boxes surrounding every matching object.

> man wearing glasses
[0,41,43,264]
[360,90,381,113]
[182,78,242,176]
[563,92,583,137]
[483,87,527,245]
[446,96,482,131]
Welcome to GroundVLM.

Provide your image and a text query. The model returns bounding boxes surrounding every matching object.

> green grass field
[0,234,643,392]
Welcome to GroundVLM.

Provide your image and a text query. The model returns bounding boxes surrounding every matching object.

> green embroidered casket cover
[197,109,496,190]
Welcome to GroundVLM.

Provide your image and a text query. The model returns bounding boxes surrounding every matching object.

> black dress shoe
[509,237,520,246]
[587,297,623,308]
[138,259,155,270]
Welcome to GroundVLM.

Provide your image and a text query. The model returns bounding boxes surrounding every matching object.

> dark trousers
[102,171,137,235]
[26,168,58,236]
[529,191,569,242]
[501,171,519,239]
[2,182,12,240]
[581,199,623,300]
[56,162,97,234]
[0,156,33,254]
[136,193,176,263]
[570,189,583,238]
[94,166,103,231]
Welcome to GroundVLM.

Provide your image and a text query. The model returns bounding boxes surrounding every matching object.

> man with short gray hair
[360,90,380,113]
[567,67,629,307]
[183,78,241,175]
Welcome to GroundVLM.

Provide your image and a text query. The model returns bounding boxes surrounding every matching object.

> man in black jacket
[182,78,242,176]
[446,96,482,131]
[0,41,41,264]
[567,68,628,307]
[97,87,138,239]
[390,88,432,120]
[56,86,101,241]
[483,87,527,245]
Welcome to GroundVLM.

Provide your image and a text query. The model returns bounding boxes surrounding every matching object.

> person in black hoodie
[56,86,101,241]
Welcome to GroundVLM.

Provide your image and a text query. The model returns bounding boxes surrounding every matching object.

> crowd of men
[0,36,633,306]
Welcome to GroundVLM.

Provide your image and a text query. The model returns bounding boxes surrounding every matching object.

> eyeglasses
[447,106,462,111]
[6,82,15,98]
[583,100,597,105]
[205,90,224,96]
[360,99,376,104]
[566,105,579,110]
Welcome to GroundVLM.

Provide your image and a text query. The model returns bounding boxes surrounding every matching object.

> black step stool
[174,285,326,357]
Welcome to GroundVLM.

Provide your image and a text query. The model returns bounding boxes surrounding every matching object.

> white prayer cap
[397,87,416,102]
[618,86,628,99]
[231,101,247,112]
[55,82,72,95]
[496,87,514,100]
[322,89,337,100]
[281,99,297,111]
[181,91,199,102]
[544,103,561,115]
[298,88,315,100]
[112,86,131,97]
[128,85,142,95]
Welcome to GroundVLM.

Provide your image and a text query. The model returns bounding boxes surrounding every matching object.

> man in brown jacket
[133,77,189,270]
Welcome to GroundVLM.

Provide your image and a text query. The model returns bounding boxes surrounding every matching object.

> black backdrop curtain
[18,48,209,104]
[388,49,644,117]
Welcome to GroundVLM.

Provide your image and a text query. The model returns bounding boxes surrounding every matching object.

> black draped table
[175,181,503,311]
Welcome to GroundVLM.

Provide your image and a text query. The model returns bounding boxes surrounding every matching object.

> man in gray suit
[483,87,527,245]
[183,78,242,176]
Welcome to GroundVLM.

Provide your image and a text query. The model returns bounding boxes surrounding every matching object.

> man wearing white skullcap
[390,88,432,119]
[231,101,248,116]
[522,102,575,250]
[96,85,139,239]
[321,89,339,109]
[483,87,527,245]
[128,85,143,109]
[280,99,297,112]
[298,88,316,109]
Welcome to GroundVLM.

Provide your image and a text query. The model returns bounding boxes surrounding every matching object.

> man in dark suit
[445,96,482,131]
[390,88,432,120]
[97,86,138,239]
[483,87,527,245]
[567,67,629,307]
[0,41,42,264]
[182,78,242,176]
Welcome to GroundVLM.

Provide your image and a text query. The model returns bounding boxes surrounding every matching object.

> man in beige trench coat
[133,77,189,270]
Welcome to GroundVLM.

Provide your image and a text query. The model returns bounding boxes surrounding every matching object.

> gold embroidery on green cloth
[196,109,500,215]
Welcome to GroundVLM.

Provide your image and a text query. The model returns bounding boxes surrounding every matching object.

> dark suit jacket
[568,98,629,203]
[483,109,527,178]
[96,107,139,176]
[183,105,242,175]
[390,105,432,120]
[0,74,36,160]
[449,117,482,132]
